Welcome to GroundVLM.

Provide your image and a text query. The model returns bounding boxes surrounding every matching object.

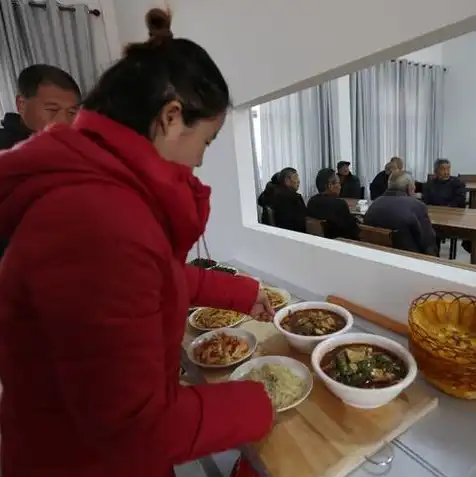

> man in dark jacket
[369,156,404,200]
[272,168,307,233]
[423,159,466,208]
[336,161,361,199]
[0,64,80,150]
[307,168,359,240]
[257,172,279,225]
[364,171,437,255]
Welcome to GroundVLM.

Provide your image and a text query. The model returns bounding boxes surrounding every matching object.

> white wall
[401,43,445,65]
[441,31,476,173]
[111,0,476,323]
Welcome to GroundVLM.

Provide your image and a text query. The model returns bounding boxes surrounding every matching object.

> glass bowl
[408,291,476,399]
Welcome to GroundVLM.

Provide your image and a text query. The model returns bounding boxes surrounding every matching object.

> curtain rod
[25,1,101,16]
[391,59,447,72]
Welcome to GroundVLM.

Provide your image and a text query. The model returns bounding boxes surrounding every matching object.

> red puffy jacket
[0,111,273,477]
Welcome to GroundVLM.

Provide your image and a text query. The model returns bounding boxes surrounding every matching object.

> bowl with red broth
[273,302,353,353]
[311,333,418,409]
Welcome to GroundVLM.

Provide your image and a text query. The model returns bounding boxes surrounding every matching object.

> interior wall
[110,0,476,323]
[441,31,476,173]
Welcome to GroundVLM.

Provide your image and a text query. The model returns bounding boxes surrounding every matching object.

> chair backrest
[427,173,435,183]
[305,217,326,237]
[264,206,276,226]
[458,174,476,184]
[358,224,393,247]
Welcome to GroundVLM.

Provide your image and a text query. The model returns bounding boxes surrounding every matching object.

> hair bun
[123,8,173,57]
[146,8,173,43]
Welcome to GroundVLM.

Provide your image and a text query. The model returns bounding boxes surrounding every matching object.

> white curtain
[0,0,98,114]
[350,60,446,185]
[254,80,341,200]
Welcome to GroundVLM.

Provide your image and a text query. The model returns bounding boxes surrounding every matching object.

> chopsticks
[326,295,409,337]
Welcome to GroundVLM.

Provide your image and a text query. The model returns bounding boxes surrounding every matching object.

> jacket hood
[0,110,211,257]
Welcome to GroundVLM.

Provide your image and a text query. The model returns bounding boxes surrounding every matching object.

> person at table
[307,168,359,240]
[0,8,274,477]
[272,167,307,232]
[336,160,361,199]
[369,156,403,200]
[0,64,80,150]
[257,171,279,225]
[364,171,437,255]
[423,158,469,254]
[423,159,466,208]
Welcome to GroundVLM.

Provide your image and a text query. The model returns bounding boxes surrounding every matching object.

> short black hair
[277,167,297,186]
[18,64,81,99]
[337,161,350,171]
[83,8,231,139]
[316,168,337,193]
[434,158,450,173]
[270,172,280,185]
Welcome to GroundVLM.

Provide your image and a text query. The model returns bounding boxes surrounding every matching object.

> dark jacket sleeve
[422,181,437,205]
[450,178,466,208]
[274,192,307,233]
[370,172,386,200]
[413,203,437,255]
[333,200,360,240]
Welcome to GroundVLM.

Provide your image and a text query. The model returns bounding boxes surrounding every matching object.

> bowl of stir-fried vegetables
[311,332,418,409]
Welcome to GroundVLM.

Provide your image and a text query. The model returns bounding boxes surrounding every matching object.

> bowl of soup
[311,333,418,409]
[274,302,353,353]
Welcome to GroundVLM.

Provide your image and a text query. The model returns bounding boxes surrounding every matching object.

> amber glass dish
[408,291,476,400]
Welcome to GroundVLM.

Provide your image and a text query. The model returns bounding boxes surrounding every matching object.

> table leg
[471,239,476,265]
[470,191,476,209]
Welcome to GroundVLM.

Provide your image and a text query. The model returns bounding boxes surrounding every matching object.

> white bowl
[311,332,418,409]
[262,286,292,310]
[229,355,313,412]
[273,301,353,354]
[187,328,258,369]
[189,308,248,331]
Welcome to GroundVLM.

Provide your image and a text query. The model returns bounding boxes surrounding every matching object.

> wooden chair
[358,224,393,247]
[305,217,326,237]
[263,206,276,226]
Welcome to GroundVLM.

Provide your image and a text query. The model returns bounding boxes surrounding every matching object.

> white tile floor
[439,238,471,263]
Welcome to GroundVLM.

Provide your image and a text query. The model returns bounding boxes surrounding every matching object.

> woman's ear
[159,100,184,135]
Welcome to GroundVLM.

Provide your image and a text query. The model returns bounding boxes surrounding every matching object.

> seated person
[272,167,307,233]
[423,159,466,208]
[423,158,469,254]
[337,161,361,199]
[370,156,403,200]
[364,171,437,255]
[0,64,80,150]
[257,172,279,225]
[307,168,359,240]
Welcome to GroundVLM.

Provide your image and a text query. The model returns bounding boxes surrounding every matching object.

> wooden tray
[184,320,438,477]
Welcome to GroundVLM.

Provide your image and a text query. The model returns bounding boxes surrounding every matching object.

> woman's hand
[249,288,275,322]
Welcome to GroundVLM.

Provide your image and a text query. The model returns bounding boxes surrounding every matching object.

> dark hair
[83,8,231,138]
[316,168,337,193]
[277,167,297,186]
[18,64,81,99]
[434,158,450,172]
[270,172,280,185]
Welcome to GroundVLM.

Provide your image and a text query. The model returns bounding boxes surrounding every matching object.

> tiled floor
[439,238,471,263]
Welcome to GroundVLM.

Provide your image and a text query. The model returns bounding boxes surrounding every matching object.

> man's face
[328,175,341,196]
[285,173,300,191]
[16,83,79,132]
[338,165,350,176]
[437,163,451,180]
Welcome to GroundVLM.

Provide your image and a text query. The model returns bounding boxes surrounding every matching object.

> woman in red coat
[0,8,273,477]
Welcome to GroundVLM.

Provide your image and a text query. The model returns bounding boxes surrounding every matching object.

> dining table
[465,182,476,209]
[345,198,476,265]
